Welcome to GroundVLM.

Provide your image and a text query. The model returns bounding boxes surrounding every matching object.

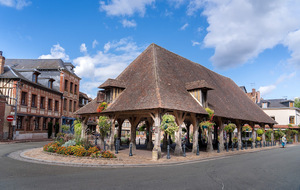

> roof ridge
[152,44,162,107]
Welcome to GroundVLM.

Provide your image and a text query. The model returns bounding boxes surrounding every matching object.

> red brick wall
[0,95,6,139]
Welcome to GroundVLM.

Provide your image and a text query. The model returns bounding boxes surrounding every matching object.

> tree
[294,98,300,108]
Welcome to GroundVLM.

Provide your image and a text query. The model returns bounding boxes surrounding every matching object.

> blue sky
[1,0,299,100]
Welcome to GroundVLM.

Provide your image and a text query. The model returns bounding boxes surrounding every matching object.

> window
[32,74,37,83]
[262,103,268,108]
[69,100,72,112]
[48,80,53,89]
[289,116,295,124]
[48,99,52,110]
[271,116,275,121]
[64,80,68,92]
[43,119,47,130]
[55,100,59,111]
[73,101,76,112]
[188,89,203,106]
[70,82,73,94]
[63,99,67,111]
[31,94,37,108]
[74,84,78,95]
[21,91,27,106]
[34,118,39,130]
[105,90,111,103]
[16,116,22,129]
[40,97,45,109]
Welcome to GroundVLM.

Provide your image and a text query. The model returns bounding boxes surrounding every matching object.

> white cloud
[180,23,189,31]
[80,43,87,53]
[38,43,70,61]
[121,19,137,28]
[74,38,144,80]
[192,40,200,46]
[0,0,31,9]
[191,0,300,69]
[92,40,98,48]
[258,85,276,97]
[168,0,185,8]
[99,0,155,17]
[284,29,300,68]
[258,72,296,96]
[73,38,144,97]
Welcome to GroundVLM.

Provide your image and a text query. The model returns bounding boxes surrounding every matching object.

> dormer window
[98,79,126,104]
[48,79,55,89]
[32,71,40,83]
[185,80,213,108]
[262,103,268,108]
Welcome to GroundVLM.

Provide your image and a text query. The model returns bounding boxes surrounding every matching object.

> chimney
[0,51,5,75]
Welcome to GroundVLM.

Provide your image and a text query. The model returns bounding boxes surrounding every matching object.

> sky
[0,0,299,100]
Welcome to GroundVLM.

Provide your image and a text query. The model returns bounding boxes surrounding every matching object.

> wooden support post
[174,111,187,156]
[109,116,117,151]
[150,111,162,160]
[147,119,153,150]
[250,122,255,148]
[207,127,213,152]
[80,116,89,139]
[191,113,199,153]
[261,123,266,143]
[270,124,274,143]
[186,122,191,145]
[218,117,224,152]
[117,119,124,145]
[236,120,242,149]
[129,116,140,151]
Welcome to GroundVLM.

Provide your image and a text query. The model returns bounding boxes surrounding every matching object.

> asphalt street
[0,142,299,190]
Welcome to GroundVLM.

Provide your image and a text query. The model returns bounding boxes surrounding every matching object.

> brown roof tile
[77,44,275,124]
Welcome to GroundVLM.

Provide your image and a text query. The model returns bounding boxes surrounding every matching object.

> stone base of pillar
[152,150,158,161]
[174,145,182,156]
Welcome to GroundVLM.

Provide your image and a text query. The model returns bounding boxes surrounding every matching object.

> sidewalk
[9,143,299,168]
[0,138,51,145]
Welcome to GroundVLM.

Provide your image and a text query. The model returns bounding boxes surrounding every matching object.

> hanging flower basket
[199,121,215,130]
[242,125,252,132]
[224,123,236,133]
[97,102,108,113]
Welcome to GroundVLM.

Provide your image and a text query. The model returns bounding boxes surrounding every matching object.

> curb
[9,144,298,168]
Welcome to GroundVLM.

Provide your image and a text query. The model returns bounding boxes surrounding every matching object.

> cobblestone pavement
[8,143,296,168]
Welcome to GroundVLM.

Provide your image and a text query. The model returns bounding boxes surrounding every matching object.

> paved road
[0,142,299,190]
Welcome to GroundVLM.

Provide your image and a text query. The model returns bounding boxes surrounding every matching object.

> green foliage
[294,98,300,108]
[248,138,253,142]
[199,121,215,130]
[288,124,293,128]
[61,125,70,132]
[291,130,299,135]
[139,124,146,132]
[232,137,238,143]
[62,139,76,147]
[54,123,60,137]
[205,107,214,121]
[160,114,179,137]
[256,129,264,136]
[98,116,111,137]
[274,129,285,140]
[265,129,273,141]
[242,125,252,132]
[256,137,262,141]
[224,123,236,133]
[73,119,82,138]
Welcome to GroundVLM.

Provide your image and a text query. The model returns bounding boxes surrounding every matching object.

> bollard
[115,141,119,154]
[255,141,257,148]
[241,142,243,150]
[226,142,229,152]
[129,143,133,156]
[232,143,234,151]
[260,141,262,148]
[183,144,186,157]
[263,141,265,147]
[275,141,276,146]
[251,142,253,149]
[245,141,248,150]
[237,143,239,151]
[167,145,170,159]
[217,143,220,153]
[104,141,106,151]
[139,138,140,146]
[196,144,200,156]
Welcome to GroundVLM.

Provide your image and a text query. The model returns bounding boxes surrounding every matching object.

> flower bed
[43,142,116,158]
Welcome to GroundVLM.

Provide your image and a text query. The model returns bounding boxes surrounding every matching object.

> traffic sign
[6,115,14,122]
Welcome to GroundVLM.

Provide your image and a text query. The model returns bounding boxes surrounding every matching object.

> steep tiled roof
[98,79,126,89]
[76,44,275,124]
